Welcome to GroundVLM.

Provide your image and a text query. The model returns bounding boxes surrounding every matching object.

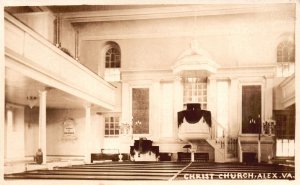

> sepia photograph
[0,0,298,184]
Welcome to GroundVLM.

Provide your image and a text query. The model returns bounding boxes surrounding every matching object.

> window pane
[110,130,114,135]
[282,139,289,156]
[105,130,109,135]
[110,117,114,122]
[115,130,119,135]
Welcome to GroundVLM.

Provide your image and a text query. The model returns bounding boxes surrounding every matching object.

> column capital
[38,90,47,96]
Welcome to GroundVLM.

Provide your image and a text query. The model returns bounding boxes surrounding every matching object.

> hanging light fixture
[26,96,38,109]
[26,82,39,109]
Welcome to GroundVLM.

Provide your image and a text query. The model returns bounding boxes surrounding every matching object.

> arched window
[103,42,121,82]
[277,41,294,63]
[277,40,295,77]
[105,47,121,68]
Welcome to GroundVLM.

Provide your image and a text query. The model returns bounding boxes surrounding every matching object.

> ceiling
[4,5,180,14]
[47,5,180,13]
[5,68,89,109]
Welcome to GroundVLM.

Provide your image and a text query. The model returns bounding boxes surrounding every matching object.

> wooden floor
[4,162,295,181]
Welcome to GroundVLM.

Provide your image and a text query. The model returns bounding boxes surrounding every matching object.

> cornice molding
[61,4,294,23]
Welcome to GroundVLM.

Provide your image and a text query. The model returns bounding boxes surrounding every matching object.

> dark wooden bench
[91,153,129,163]
[177,152,209,162]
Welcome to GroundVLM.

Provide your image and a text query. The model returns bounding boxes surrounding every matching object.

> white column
[38,90,47,164]
[84,104,92,163]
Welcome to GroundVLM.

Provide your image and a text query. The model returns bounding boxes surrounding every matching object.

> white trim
[61,4,294,23]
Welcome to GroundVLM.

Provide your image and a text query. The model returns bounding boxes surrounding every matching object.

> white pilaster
[264,77,273,121]
[84,104,92,163]
[208,78,217,139]
[152,80,161,141]
[229,78,239,137]
[173,76,183,138]
[5,108,13,159]
[121,82,130,125]
[38,90,47,164]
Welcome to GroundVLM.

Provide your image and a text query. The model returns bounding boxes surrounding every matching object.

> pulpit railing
[212,118,238,159]
[212,118,227,149]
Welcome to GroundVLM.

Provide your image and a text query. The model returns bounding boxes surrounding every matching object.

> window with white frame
[104,116,120,137]
[277,40,295,77]
[104,42,121,82]
[183,77,207,110]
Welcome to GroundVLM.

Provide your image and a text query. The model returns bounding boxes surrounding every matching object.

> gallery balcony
[4,12,115,110]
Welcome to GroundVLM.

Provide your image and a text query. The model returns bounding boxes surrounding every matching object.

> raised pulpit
[177,103,212,141]
[178,103,211,127]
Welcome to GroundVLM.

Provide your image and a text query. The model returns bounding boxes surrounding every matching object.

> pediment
[172,40,219,76]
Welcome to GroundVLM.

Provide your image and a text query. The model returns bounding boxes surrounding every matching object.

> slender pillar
[84,104,92,163]
[38,90,47,164]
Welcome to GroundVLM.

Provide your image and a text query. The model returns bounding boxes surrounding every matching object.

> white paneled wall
[160,83,174,138]
[5,106,25,161]
[216,81,229,137]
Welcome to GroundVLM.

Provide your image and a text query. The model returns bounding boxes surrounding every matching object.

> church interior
[2,3,296,182]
